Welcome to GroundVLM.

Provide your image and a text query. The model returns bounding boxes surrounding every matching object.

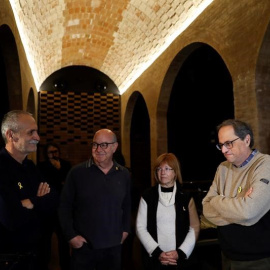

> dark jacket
[58,158,132,249]
[37,158,71,194]
[0,148,59,253]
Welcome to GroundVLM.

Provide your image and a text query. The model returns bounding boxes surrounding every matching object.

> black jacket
[0,148,59,253]
[37,158,71,194]
[58,158,132,249]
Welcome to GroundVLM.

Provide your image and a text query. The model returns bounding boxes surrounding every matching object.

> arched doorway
[167,44,234,183]
[129,92,151,195]
[0,24,22,147]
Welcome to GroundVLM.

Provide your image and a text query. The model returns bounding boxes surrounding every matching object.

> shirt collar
[86,157,123,171]
[235,149,258,168]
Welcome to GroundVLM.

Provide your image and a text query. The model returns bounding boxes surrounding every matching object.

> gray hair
[1,110,33,143]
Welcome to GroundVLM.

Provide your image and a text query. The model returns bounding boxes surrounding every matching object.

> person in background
[38,142,72,194]
[58,128,131,270]
[202,119,270,270]
[37,142,72,270]
[0,110,58,270]
[136,153,200,270]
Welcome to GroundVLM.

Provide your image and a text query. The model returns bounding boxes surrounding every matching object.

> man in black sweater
[59,128,131,270]
[0,110,58,270]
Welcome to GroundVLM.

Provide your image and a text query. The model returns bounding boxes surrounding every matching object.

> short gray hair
[1,110,33,143]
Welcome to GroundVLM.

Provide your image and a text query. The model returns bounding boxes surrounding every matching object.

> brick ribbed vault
[7,0,212,94]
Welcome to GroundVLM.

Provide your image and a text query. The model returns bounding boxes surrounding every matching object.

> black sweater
[0,148,59,253]
[58,158,131,249]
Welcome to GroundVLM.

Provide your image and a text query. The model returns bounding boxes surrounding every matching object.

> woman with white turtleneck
[136,153,200,270]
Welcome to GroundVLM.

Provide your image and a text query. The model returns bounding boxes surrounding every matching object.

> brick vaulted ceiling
[5,0,212,94]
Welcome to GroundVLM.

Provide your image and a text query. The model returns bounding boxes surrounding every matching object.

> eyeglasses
[216,137,240,151]
[48,150,59,154]
[156,167,174,173]
[91,142,116,149]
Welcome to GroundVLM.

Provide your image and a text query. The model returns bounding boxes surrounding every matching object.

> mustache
[29,140,39,144]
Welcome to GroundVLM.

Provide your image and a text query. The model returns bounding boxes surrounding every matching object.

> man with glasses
[58,129,131,270]
[202,119,270,270]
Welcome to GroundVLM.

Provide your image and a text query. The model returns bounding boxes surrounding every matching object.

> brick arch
[157,42,203,155]
[159,42,233,182]
[40,65,119,95]
[27,88,36,115]
[124,91,151,190]
[256,20,270,154]
[122,90,140,166]
[4,0,213,94]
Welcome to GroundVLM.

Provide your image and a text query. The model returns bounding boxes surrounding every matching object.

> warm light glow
[8,0,213,95]
[9,0,39,90]
[119,0,214,94]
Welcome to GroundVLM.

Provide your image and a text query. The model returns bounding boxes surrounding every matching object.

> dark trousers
[0,253,36,270]
[55,221,71,270]
[71,244,122,270]
[41,215,71,270]
[222,253,270,270]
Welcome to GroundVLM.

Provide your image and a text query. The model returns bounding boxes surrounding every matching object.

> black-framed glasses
[156,167,174,173]
[91,142,116,149]
[216,137,240,151]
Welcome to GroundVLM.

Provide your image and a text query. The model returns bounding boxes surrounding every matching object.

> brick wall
[38,91,120,166]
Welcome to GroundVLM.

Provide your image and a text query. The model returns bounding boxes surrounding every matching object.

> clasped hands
[159,250,178,266]
[21,182,50,209]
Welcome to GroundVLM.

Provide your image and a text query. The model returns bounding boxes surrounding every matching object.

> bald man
[59,129,131,270]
